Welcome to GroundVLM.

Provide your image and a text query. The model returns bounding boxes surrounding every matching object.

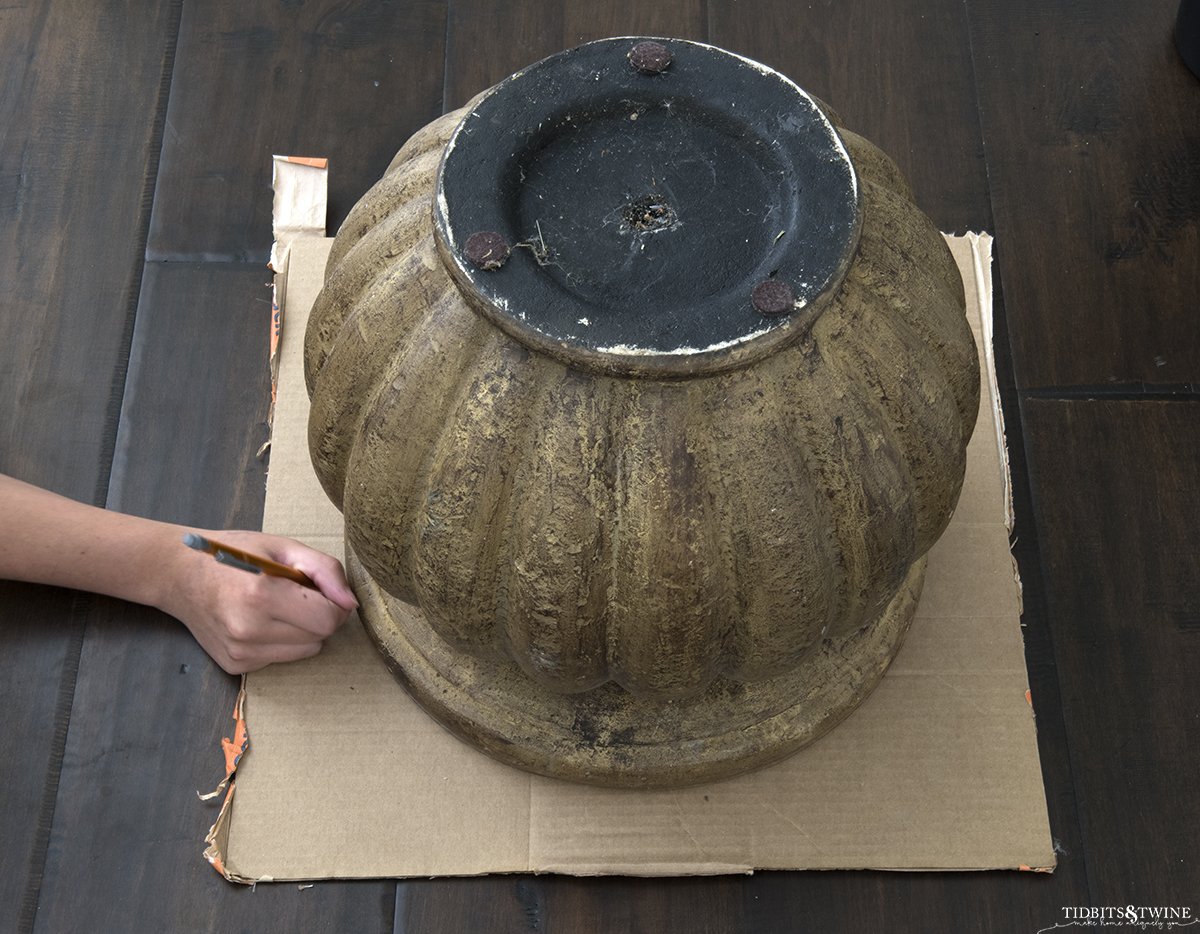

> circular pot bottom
[349,545,926,788]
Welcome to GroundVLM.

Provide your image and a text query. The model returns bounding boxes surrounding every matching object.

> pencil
[183,532,317,590]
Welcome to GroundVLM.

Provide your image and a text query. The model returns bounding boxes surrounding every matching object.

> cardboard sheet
[206,233,1055,881]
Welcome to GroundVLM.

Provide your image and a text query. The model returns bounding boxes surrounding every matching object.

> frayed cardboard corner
[201,682,258,885]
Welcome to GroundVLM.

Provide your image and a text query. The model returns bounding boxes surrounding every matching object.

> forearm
[0,474,183,611]
[1,473,357,673]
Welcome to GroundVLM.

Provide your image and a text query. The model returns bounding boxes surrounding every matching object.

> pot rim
[433,36,863,379]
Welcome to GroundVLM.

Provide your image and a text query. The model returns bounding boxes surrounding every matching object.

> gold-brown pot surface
[305,38,980,786]
[350,545,926,788]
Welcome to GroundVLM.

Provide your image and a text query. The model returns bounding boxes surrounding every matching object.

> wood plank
[0,584,85,934]
[442,0,706,110]
[16,0,1190,929]
[0,2,179,931]
[146,0,448,263]
[0,0,178,502]
[710,0,993,232]
[1024,399,1200,903]
[965,0,1200,388]
[33,262,394,933]
[397,877,746,933]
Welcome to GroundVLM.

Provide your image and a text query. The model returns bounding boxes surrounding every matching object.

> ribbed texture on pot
[305,103,980,701]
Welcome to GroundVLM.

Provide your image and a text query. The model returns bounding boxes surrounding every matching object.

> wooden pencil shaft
[183,533,316,589]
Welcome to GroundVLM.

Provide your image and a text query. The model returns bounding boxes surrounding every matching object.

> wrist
[122,517,195,615]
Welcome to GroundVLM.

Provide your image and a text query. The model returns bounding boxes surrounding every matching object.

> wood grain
[32,263,394,933]
[0,3,179,931]
[710,0,993,233]
[0,584,85,934]
[2,0,1195,928]
[398,876,747,933]
[147,0,448,263]
[1024,399,1200,903]
[966,0,1200,388]
[0,0,178,502]
[442,0,705,110]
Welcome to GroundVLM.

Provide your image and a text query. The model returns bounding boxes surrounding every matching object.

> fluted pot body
[305,38,979,786]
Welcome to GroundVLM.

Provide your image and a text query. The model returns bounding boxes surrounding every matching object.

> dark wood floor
[2,1,1197,931]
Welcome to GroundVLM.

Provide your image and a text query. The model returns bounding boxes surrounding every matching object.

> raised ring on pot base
[434,37,861,379]
[349,545,927,789]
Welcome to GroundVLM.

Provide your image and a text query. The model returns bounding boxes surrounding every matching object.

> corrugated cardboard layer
[219,233,1054,880]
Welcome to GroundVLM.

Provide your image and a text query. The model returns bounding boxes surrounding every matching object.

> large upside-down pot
[304,38,980,787]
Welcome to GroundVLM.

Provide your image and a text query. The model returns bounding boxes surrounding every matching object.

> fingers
[217,531,358,611]
[246,572,351,640]
[263,538,359,612]
[178,529,362,675]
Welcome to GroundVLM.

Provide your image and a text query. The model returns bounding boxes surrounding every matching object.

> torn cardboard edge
[200,686,252,883]
[962,231,1023,615]
[201,158,328,874]
[967,232,1014,532]
[268,155,329,274]
[201,228,1055,883]
[264,156,328,437]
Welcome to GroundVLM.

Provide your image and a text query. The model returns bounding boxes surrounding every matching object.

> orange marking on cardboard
[222,690,249,774]
[223,721,248,774]
[285,156,328,169]
[202,688,248,880]
[271,291,282,356]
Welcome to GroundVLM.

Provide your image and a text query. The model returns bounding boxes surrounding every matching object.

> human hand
[158,530,358,675]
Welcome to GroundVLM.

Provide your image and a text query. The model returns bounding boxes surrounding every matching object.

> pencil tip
[183,532,207,550]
